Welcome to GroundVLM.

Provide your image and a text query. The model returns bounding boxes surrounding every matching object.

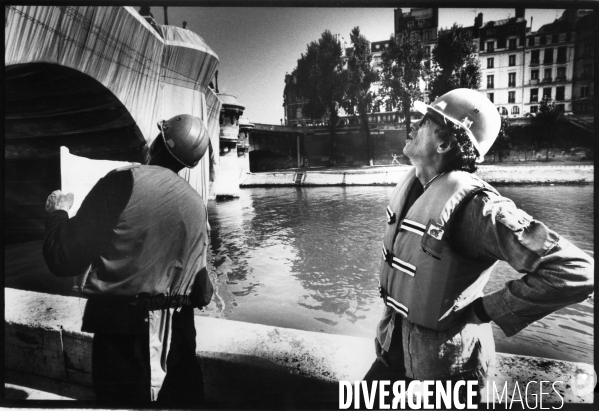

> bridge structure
[5,5,222,242]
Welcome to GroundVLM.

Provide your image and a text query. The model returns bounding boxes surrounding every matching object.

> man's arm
[453,191,594,337]
[43,169,133,277]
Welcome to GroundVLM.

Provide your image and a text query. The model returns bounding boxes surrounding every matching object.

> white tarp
[60,146,135,217]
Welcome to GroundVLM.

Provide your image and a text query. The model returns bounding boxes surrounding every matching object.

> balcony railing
[543,59,554,65]
[556,57,567,63]
[555,76,567,82]
[508,82,516,87]
[530,98,538,103]
[529,79,539,85]
[542,77,552,83]
[487,84,494,89]
[530,59,540,66]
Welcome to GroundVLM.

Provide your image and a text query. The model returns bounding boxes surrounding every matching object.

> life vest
[380,167,499,331]
[78,165,209,304]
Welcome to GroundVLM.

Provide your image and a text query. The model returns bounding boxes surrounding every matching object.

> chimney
[515,8,525,19]
[475,12,483,28]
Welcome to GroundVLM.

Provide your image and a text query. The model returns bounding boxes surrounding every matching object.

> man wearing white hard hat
[43,114,213,405]
[365,89,593,400]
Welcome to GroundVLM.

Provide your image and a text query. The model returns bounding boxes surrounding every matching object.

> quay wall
[241,164,594,187]
[5,288,594,405]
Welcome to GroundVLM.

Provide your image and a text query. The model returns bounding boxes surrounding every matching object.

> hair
[435,123,479,173]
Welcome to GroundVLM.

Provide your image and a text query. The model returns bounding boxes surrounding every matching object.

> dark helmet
[157,114,209,168]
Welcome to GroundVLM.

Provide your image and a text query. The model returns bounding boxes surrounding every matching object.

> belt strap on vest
[382,246,416,276]
[379,287,409,318]
[386,206,396,224]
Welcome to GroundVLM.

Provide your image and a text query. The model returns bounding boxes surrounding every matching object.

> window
[418,20,424,27]
[556,86,565,101]
[582,42,592,56]
[530,105,538,114]
[544,68,552,81]
[556,67,566,80]
[531,50,540,65]
[508,73,516,87]
[487,75,494,89]
[407,21,413,29]
[487,58,494,68]
[509,39,517,50]
[508,91,516,103]
[544,48,553,64]
[424,46,431,56]
[531,70,539,80]
[559,33,566,42]
[512,106,520,115]
[486,41,494,52]
[487,93,494,103]
[552,34,558,44]
[583,63,593,79]
[509,55,516,66]
[296,107,303,119]
[501,107,508,115]
[556,104,565,112]
[528,37,534,46]
[423,30,431,41]
[581,86,590,98]
[509,26,517,34]
[386,101,392,112]
[543,88,552,99]
[540,36,546,45]
[530,88,538,102]
[487,29,495,35]
[557,46,567,62]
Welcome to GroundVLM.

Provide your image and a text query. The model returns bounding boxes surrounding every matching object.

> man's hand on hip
[46,190,74,213]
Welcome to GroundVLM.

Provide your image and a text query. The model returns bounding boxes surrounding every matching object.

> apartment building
[523,9,578,116]
[479,9,529,118]
[572,11,594,114]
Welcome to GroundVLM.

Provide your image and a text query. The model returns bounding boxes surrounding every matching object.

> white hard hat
[414,89,501,162]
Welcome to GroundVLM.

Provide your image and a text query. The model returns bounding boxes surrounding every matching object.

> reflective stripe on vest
[400,218,426,236]
[386,295,409,318]
[382,246,416,276]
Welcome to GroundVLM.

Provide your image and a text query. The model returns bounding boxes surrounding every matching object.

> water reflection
[205,185,593,364]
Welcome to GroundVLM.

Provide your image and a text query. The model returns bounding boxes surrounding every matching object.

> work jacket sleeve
[452,191,594,337]
[43,169,133,277]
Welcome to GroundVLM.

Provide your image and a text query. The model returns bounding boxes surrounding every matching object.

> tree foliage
[429,24,481,100]
[343,27,379,165]
[531,97,565,160]
[294,30,346,164]
[380,30,426,137]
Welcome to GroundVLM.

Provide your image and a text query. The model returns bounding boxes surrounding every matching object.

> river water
[204,185,594,364]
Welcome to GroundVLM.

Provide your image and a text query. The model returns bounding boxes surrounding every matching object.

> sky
[156,7,568,125]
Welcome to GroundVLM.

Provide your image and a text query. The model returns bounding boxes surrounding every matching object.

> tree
[380,30,426,140]
[429,24,481,100]
[531,97,565,161]
[487,116,511,162]
[343,27,379,166]
[295,30,346,165]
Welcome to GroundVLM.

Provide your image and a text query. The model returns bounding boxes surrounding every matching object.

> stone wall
[5,288,594,405]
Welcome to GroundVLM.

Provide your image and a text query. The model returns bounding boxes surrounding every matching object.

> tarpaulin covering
[5,5,221,241]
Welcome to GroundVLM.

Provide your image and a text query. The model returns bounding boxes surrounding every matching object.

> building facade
[282,8,593,127]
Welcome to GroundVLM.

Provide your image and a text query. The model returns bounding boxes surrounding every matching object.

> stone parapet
[5,288,594,405]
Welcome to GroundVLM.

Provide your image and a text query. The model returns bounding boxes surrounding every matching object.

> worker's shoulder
[463,189,533,232]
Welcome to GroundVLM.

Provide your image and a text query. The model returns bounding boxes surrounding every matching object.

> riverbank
[240,162,594,187]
